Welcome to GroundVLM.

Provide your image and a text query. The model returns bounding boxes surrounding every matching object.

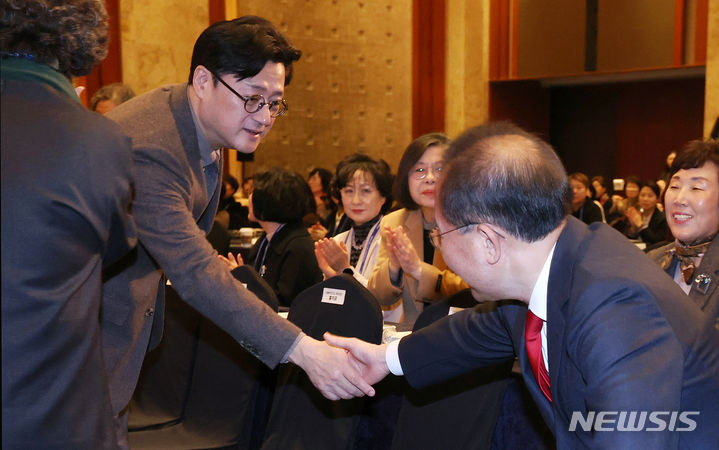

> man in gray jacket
[103,16,373,447]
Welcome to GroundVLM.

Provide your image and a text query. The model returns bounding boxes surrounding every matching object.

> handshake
[288,332,393,401]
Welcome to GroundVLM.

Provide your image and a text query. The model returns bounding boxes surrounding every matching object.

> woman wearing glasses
[314,154,393,285]
[368,133,468,327]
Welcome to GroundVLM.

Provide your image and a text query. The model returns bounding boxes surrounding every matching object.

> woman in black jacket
[620,181,670,246]
[221,168,322,307]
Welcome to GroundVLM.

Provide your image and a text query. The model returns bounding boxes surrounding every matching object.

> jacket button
[144,308,154,317]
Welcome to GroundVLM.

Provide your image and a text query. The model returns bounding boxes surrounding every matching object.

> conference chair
[390,290,514,450]
[128,265,278,449]
[261,274,383,450]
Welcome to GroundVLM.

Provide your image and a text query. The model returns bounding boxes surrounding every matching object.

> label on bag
[321,288,346,305]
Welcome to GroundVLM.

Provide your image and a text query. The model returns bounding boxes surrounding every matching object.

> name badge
[321,288,346,305]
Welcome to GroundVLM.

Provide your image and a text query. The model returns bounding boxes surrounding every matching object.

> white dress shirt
[386,244,557,376]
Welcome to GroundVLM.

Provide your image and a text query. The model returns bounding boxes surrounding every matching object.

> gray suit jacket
[2,62,135,449]
[102,84,301,415]
[648,237,719,329]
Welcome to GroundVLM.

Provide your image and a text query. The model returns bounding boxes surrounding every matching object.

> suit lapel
[168,84,201,185]
[546,218,588,423]
[198,157,222,232]
[689,236,719,311]
[167,84,216,231]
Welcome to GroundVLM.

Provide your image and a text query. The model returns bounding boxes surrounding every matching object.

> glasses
[208,69,288,118]
[411,164,443,180]
[429,223,506,249]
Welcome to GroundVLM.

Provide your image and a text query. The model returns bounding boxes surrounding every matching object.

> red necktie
[525,310,552,402]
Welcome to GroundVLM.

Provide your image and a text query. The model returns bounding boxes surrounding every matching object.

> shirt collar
[186,90,219,167]
[1,57,79,102]
[528,243,556,322]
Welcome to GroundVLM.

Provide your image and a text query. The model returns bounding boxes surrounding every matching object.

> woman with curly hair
[2,1,136,448]
[1,0,109,77]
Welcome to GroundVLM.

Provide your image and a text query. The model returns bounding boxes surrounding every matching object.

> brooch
[693,273,712,295]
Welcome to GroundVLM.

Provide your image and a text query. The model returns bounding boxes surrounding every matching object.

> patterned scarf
[661,237,715,284]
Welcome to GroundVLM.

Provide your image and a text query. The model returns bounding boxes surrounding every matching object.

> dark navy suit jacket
[398,217,719,448]
[2,60,136,449]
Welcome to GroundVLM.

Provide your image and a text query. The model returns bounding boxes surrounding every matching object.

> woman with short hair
[591,175,613,212]
[608,175,642,228]
[222,168,322,307]
[569,172,604,224]
[314,153,393,285]
[648,139,719,329]
[619,181,669,246]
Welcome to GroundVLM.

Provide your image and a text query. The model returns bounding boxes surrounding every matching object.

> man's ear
[476,223,502,265]
[191,65,212,99]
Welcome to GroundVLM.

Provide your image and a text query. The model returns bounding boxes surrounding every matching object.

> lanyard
[344,216,382,274]
[253,224,285,277]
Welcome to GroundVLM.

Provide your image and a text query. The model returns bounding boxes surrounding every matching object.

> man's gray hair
[440,122,572,242]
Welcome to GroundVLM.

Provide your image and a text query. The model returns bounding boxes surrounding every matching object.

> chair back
[129,266,278,449]
[390,289,513,450]
[261,274,382,450]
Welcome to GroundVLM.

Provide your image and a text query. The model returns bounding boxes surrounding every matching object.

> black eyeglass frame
[429,223,507,249]
[207,68,288,118]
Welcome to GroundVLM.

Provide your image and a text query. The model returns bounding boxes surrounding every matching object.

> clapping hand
[218,252,243,270]
[384,226,422,279]
[314,238,350,278]
[308,222,329,241]
[625,207,643,229]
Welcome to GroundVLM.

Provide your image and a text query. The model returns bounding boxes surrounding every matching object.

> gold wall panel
[517,0,586,78]
[233,0,412,177]
[597,0,674,71]
[120,0,208,94]
[706,0,718,137]
[446,0,491,136]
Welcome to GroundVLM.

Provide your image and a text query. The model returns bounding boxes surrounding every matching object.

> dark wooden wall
[490,77,705,184]
[548,77,705,183]
[412,0,447,138]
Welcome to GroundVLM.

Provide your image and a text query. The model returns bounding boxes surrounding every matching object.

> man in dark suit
[102,16,372,447]
[327,122,719,448]
[1,1,136,447]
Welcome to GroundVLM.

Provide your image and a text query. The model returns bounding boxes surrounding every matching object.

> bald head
[439,122,572,242]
